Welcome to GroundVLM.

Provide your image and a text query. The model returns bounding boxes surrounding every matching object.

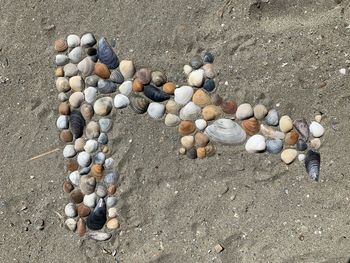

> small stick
[27,148,60,161]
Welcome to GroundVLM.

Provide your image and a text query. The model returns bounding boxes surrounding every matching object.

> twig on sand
[27,148,60,161]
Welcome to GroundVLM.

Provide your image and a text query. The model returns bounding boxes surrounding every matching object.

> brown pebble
[60,129,73,143]
[90,164,104,179]
[220,100,237,114]
[132,78,144,92]
[65,159,79,172]
[178,120,196,136]
[58,102,70,115]
[195,132,209,147]
[63,181,74,193]
[285,131,299,145]
[202,105,221,121]
[107,185,117,195]
[55,67,64,77]
[70,189,84,204]
[94,62,110,79]
[77,218,86,236]
[163,82,176,94]
[197,147,206,159]
[135,68,152,85]
[102,145,109,154]
[77,204,91,217]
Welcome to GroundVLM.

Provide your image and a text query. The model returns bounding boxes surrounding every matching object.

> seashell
[188,69,204,87]
[203,79,216,92]
[245,134,266,153]
[106,196,117,208]
[84,87,97,104]
[104,171,119,185]
[203,52,214,63]
[67,34,80,48]
[87,48,98,62]
[94,62,110,79]
[107,185,117,195]
[69,76,84,92]
[70,189,84,204]
[108,207,118,218]
[97,37,119,69]
[85,75,99,87]
[202,63,215,79]
[68,46,84,64]
[56,115,69,129]
[260,124,285,140]
[195,132,209,147]
[80,167,91,175]
[83,192,97,208]
[253,104,268,120]
[60,129,73,142]
[280,149,298,164]
[293,118,309,140]
[279,116,293,133]
[266,139,283,154]
[147,102,165,119]
[202,105,222,121]
[107,218,120,230]
[80,175,96,195]
[80,33,96,48]
[298,154,306,162]
[151,71,167,87]
[77,218,86,236]
[190,55,203,69]
[63,144,76,158]
[305,150,320,181]
[130,95,149,114]
[69,91,84,108]
[180,102,201,120]
[119,80,132,96]
[55,54,69,66]
[77,204,91,217]
[54,39,68,52]
[91,164,104,179]
[186,147,197,159]
[56,77,70,92]
[65,159,79,172]
[99,118,112,133]
[55,67,64,77]
[65,218,77,232]
[98,133,108,144]
[315,111,323,123]
[77,151,91,168]
[86,198,107,230]
[163,82,176,95]
[241,117,260,136]
[264,109,279,126]
[109,69,124,84]
[132,79,143,92]
[205,144,216,157]
[143,84,170,102]
[69,171,80,186]
[93,97,113,116]
[309,121,324,138]
[195,119,207,130]
[96,184,107,198]
[204,119,246,145]
[63,63,78,77]
[174,86,193,105]
[179,148,186,155]
[65,203,77,218]
[296,139,308,151]
[192,89,211,107]
[165,100,181,115]
[135,68,152,85]
[58,101,70,115]
[58,92,68,102]
[88,232,111,241]
[104,157,114,169]
[236,103,253,120]
[84,139,98,153]
[220,100,237,114]
[310,138,321,149]
[97,79,117,94]
[114,94,130,109]
[285,131,299,145]
[94,152,106,165]
[178,120,196,136]
[86,121,100,139]
[183,64,193,75]
[119,60,135,79]
[180,135,195,149]
[63,181,74,193]
[197,147,206,159]
[74,137,85,152]
[211,94,223,106]
[164,113,181,127]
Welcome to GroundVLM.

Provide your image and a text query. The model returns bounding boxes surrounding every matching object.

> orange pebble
[197,147,206,159]
[132,78,144,92]
[163,82,176,94]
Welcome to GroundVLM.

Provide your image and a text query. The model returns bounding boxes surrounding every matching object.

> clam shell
[296,139,308,151]
[203,52,214,63]
[174,86,194,105]
[220,100,237,114]
[65,159,79,172]
[97,79,117,94]
[285,131,299,145]
[279,116,293,133]
[63,144,76,158]
[205,119,246,145]
[236,103,253,120]
[65,218,77,232]
[104,171,119,185]
[114,94,130,109]
[99,118,112,133]
[197,147,206,159]
[85,75,99,87]
[119,81,132,96]
[67,34,80,48]
[77,218,86,236]
[69,171,80,186]
[68,46,84,64]
[119,60,135,79]
[293,118,309,140]
[135,68,152,85]
[165,100,181,115]
[151,71,167,87]
[203,79,216,92]
[74,138,85,152]
[183,64,193,75]
[309,121,324,138]
[70,189,84,204]
[109,69,124,84]
[88,232,111,241]
[310,138,321,149]
[132,79,144,92]
[86,198,107,230]
[264,109,279,126]
[77,151,91,168]
[65,203,77,218]
[70,110,85,139]
[54,39,68,52]
[164,113,181,127]
[147,102,165,119]
[260,124,285,140]
[63,63,78,77]
[266,139,283,154]
[305,150,320,181]
[202,105,222,121]
[281,149,298,164]
[63,181,74,193]
[245,134,266,153]
[253,104,268,120]
[97,37,119,69]
[94,152,106,165]
[188,69,204,87]
[241,117,260,136]
[212,94,223,106]
[202,63,215,79]
[195,119,207,130]
[107,218,120,230]
[84,139,98,153]
[80,32,96,48]
[178,120,196,136]
[69,76,84,92]
[163,82,176,95]
[80,175,96,195]
[130,95,149,114]
[60,129,73,142]
[93,97,113,116]
[180,102,201,120]
[55,54,69,66]
[56,77,70,92]
[56,115,69,129]
[69,91,84,108]
[143,84,170,102]
[205,144,216,157]
[84,87,97,104]
[98,133,108,145]
[190,55,203,69]
[94,62,110,79]
[192,89,211,107]
[86,121,100,139]
[180,135,195,149]
[195,132,209,147]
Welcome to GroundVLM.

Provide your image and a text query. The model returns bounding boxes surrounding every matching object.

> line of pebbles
[54,33,324,240]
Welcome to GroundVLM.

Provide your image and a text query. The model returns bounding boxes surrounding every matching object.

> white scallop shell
[174,86,193,105]
[179,102,201,120]
[118,81,132,96]
[77,57,95,77]
[236,103,253,120]
[119,60,135,79]
[147,102,165,119]
[114,94,130,109]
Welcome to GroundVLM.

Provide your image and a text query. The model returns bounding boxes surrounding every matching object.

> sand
[1,0,350,262]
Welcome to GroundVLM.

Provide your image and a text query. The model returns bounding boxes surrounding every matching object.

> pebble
[86,121,100,139]
[253,104,268,120]
[63,145,76,158]
[80,32,96,47]
[106,196,118,208]
[265,139,283,154]
[94,152,106,165]
[93,97,113,116]
[202,63,215,79]
[163,82,176,95]
[56,115,68,129]
[296,139,308,151]
[309,121,324,137]
[99,118,113,133]
[298,153,306,162]
[108,207,118,218]
[315,111,323,123]
[279,116,293,133]
[181,135,195,149]
[63,63,78,77]
[74,138,85,152]
[214,244,224,254]
[164,113,181,127]
[245,135,266,153]
[310,138,321,149]
[84,87,97,104]
[119,80,133,96]
[195,119,207,131]
[235,103,253,120]
[77,151,91,167]
[265,109,279,126]
[98,133,108,144]
[84,139,98,153]
[106,218,120,230]
[114,94,130,109]
[96,185,108,198]
[69,91,84,108]
[64,203,77,217]
[83,192,97,208]
[67,34,80,47]
[281,149,298,164]
[65,218,77,231]
[188,69,204,87]
[104,158,114,169]
[58,92,68,102]
[119,60,135,79]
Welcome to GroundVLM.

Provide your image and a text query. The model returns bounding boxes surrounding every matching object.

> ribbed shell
[109,69,124,84]
[305,150,320,181]
[143,85,170,102]
[205,119,246,145]
[97,79,117,94]
[130,95,150,114]
[70,110,85,139]
[97,38,119,69]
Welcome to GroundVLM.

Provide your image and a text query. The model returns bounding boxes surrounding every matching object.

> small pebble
[298,154,305,162]
[281,149,298,164]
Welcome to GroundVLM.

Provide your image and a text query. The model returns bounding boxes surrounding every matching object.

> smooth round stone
[69,76,84,92]
[202,63,215,79]
[74,138,85,152]
[56,115,68,129]
[119,81,132,96]
[58,92,68,102]
[188,69,204,87]
[164,114,180,127]
[64,203,77,217]
[94,152,106,165]
[253,104,268,120]
[67,34,80,48]
[279,116,293,133]
[94,97,113,116]
[104,158,114,169]
[298,153,306,162]
[265,109,279,126]
[84,87,97,104]
[266,139,283,154]
[104,171,119,185]
[106,196,117,208]
[236,103,253,120]
[69,91,84,108]
[183,64,193,75]
[119,60,135,79]
[69,171,80,186]
[96,185,107,198]
[296,139,308,151]
[99,118,112,133]
[98,133,108,145]
[68,46,83,64]
[80,33,96,47]
[64,63,78,77]
[114,94,130,109]
[147,102,165,119]
[84,139,98,153]
[195,119,207,131]
[83,192,97,208]
[108,207,118,218]
[86,121,100,139]
[63,145,76,158]
[55,54,69,66]
[77,151,91,167]
[280,149,298,164]
[85,75,99,87]
[202,79,215,92]
[203,52,214,63]
[310,138,321,149]
[309,121,324,138]
[65,218,77,231]
[106,218,119,230]
[245,135,266,153]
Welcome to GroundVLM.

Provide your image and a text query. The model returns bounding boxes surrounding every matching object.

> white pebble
[63,145,76,158]
[195,119,207,130]
[64,203,77,217]
[83,193,97,208]
[298,154,305,162]
[339,68,346,75]
[309,121,325,138]
[245,135,266,153]
[104,157,114,169]
[108,207,118,218]
[119,81,132,96]
[69,171,80,186]
[77,151,91,167]
[84,139,98,153]
[56,115,68,129]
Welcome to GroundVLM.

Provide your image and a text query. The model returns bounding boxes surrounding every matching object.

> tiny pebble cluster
[54,33,325,240]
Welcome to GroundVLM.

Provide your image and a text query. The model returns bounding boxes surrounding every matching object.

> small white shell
[77,151,91,167]
[119,80,132,96]
[119,60,135,79]
[147,102,165,119]
[83,192,97,208]
[108,207,118,218]
[245,135,266,153]
[65,218,77,231]
[69,171,80,186]
[68,91,84,108]
[298,153,306,162]
[179,102,201,120]
[174,86,194,105]
[183,64,193,75]
[68,46,84,64]
[63,145,76,158]
[77,57,95,77]
[64,203,77,217]
[88,232,112,241]
[84,139,98,153]
[56,115,69,129]
[80,33,96,48]
[55,54,69,66]
[67,34,80,48]
[84,87,97,104]
[205,118,246,145]
[236,103,253,120]
[309,121,324,138]
[195,119,207,131]
[188,69,204,87]
[164,113,181,127]
[114,94,130,109]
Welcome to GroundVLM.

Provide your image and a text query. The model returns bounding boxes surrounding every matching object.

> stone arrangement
[54,33,324,240]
